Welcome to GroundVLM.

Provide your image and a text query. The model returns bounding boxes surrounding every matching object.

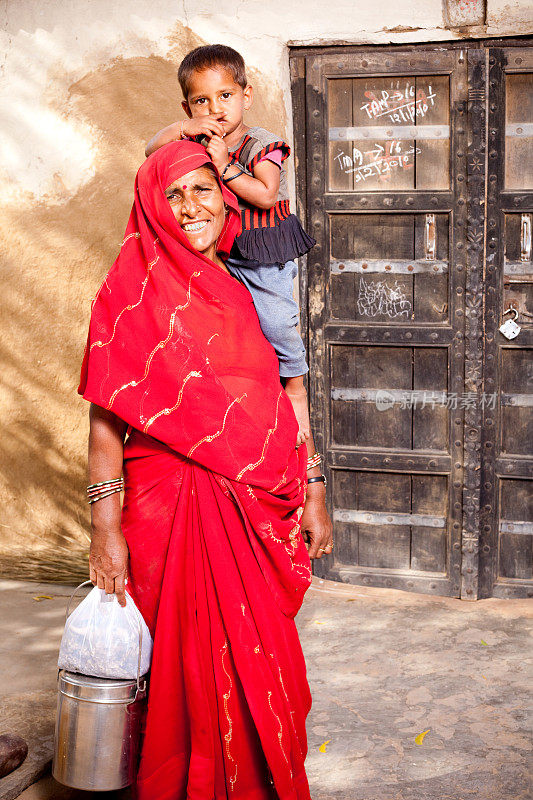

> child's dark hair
[178,44,247,99]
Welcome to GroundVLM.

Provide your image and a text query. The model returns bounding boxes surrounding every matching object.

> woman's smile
[181,219,209,232]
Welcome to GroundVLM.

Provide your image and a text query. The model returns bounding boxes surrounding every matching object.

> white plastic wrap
[58,586,152,679]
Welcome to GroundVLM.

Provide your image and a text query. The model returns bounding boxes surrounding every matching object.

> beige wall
[1,1,532,574]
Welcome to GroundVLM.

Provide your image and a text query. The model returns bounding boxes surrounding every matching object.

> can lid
[58,670,141,703]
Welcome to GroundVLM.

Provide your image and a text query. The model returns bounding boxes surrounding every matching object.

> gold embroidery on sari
[187,394,247,458]
[142,370,202,432]
[106,308,192,409]
[90,238,162,352]
[270,463,288,493]
[220,639,238,790]
[235,390,282,481]
[121,232,141,247]
[267,689,289,766]
[270,654,291,713]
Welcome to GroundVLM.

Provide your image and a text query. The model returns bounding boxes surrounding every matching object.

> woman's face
[164,166,226,261]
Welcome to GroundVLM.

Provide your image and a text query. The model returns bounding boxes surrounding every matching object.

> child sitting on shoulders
[145,44,316,446]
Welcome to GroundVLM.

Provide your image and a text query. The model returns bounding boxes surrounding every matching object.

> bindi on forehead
[182,185,187,190]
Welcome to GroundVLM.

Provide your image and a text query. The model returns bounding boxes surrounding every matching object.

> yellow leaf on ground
[480,639,489,646]
[318,740,331,753]
[33,595,53,601]
[415,729,430,745]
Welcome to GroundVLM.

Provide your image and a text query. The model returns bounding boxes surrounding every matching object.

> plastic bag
[58,586,152,679]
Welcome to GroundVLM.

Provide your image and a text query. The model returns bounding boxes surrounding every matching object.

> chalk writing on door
[360,84,437,124]
[334,140,421,183]
[357,277,412,319]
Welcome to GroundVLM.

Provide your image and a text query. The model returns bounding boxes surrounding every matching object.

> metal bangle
[223,168,245,183]
[307,475,327,487]
[220,162,233,180]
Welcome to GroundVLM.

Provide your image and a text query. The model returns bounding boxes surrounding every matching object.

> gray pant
[225,256,309,378]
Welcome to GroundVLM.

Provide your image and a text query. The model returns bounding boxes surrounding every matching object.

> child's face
[182,67,252,136]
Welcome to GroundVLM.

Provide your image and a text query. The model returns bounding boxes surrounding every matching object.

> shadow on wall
[0,25,287,582]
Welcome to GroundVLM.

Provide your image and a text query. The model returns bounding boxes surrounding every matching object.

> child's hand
[206,135,230,174]
[295,428,310,447]
[285,385,311,448]
[145,116,226,158]
[182,116,227,141]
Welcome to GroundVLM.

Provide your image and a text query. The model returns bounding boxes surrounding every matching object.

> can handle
[65,580,93,620]
[64,580,147,697]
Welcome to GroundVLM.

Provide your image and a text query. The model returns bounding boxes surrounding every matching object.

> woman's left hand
[300,484,333,559]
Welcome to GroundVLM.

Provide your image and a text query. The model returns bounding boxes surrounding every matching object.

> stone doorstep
[0,692,56,800]
[0,762,52,800]
[15,773,133,799]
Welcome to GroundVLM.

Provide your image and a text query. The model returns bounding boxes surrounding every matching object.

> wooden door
[480,46,533,599]
[291,42,532,599]
[292,46,467,597]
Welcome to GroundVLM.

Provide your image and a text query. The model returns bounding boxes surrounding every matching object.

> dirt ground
[1,577,531,800]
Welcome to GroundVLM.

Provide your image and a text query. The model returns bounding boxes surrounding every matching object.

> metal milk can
[52,582,148,791]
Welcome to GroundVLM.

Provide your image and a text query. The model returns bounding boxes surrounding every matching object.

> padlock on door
[499,306,521,340]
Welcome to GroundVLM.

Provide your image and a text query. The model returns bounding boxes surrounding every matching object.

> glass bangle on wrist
[87,477,124,504]
[307,452,322,471]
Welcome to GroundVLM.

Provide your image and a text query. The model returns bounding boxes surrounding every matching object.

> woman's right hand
[89,526,129,607]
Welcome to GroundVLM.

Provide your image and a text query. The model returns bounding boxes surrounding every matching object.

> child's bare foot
[284,376,311,448]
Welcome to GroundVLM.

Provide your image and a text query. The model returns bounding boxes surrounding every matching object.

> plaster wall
[0,1,532,571]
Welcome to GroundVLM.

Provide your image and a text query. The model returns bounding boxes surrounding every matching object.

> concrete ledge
[309,574,533,617]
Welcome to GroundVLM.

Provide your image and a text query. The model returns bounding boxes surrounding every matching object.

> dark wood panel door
[480,47,533,599]
[294,46,467,597]
[291,40,533,599]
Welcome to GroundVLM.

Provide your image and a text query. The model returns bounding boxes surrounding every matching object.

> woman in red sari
[79,140,332,800]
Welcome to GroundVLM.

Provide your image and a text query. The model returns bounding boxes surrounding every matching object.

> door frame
[480,44,533,598]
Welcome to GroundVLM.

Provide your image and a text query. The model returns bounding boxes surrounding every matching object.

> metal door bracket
[520,214,532,262]
[425,214,436,260]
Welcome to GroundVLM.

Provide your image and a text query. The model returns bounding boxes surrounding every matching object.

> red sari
[78,141,313,799]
